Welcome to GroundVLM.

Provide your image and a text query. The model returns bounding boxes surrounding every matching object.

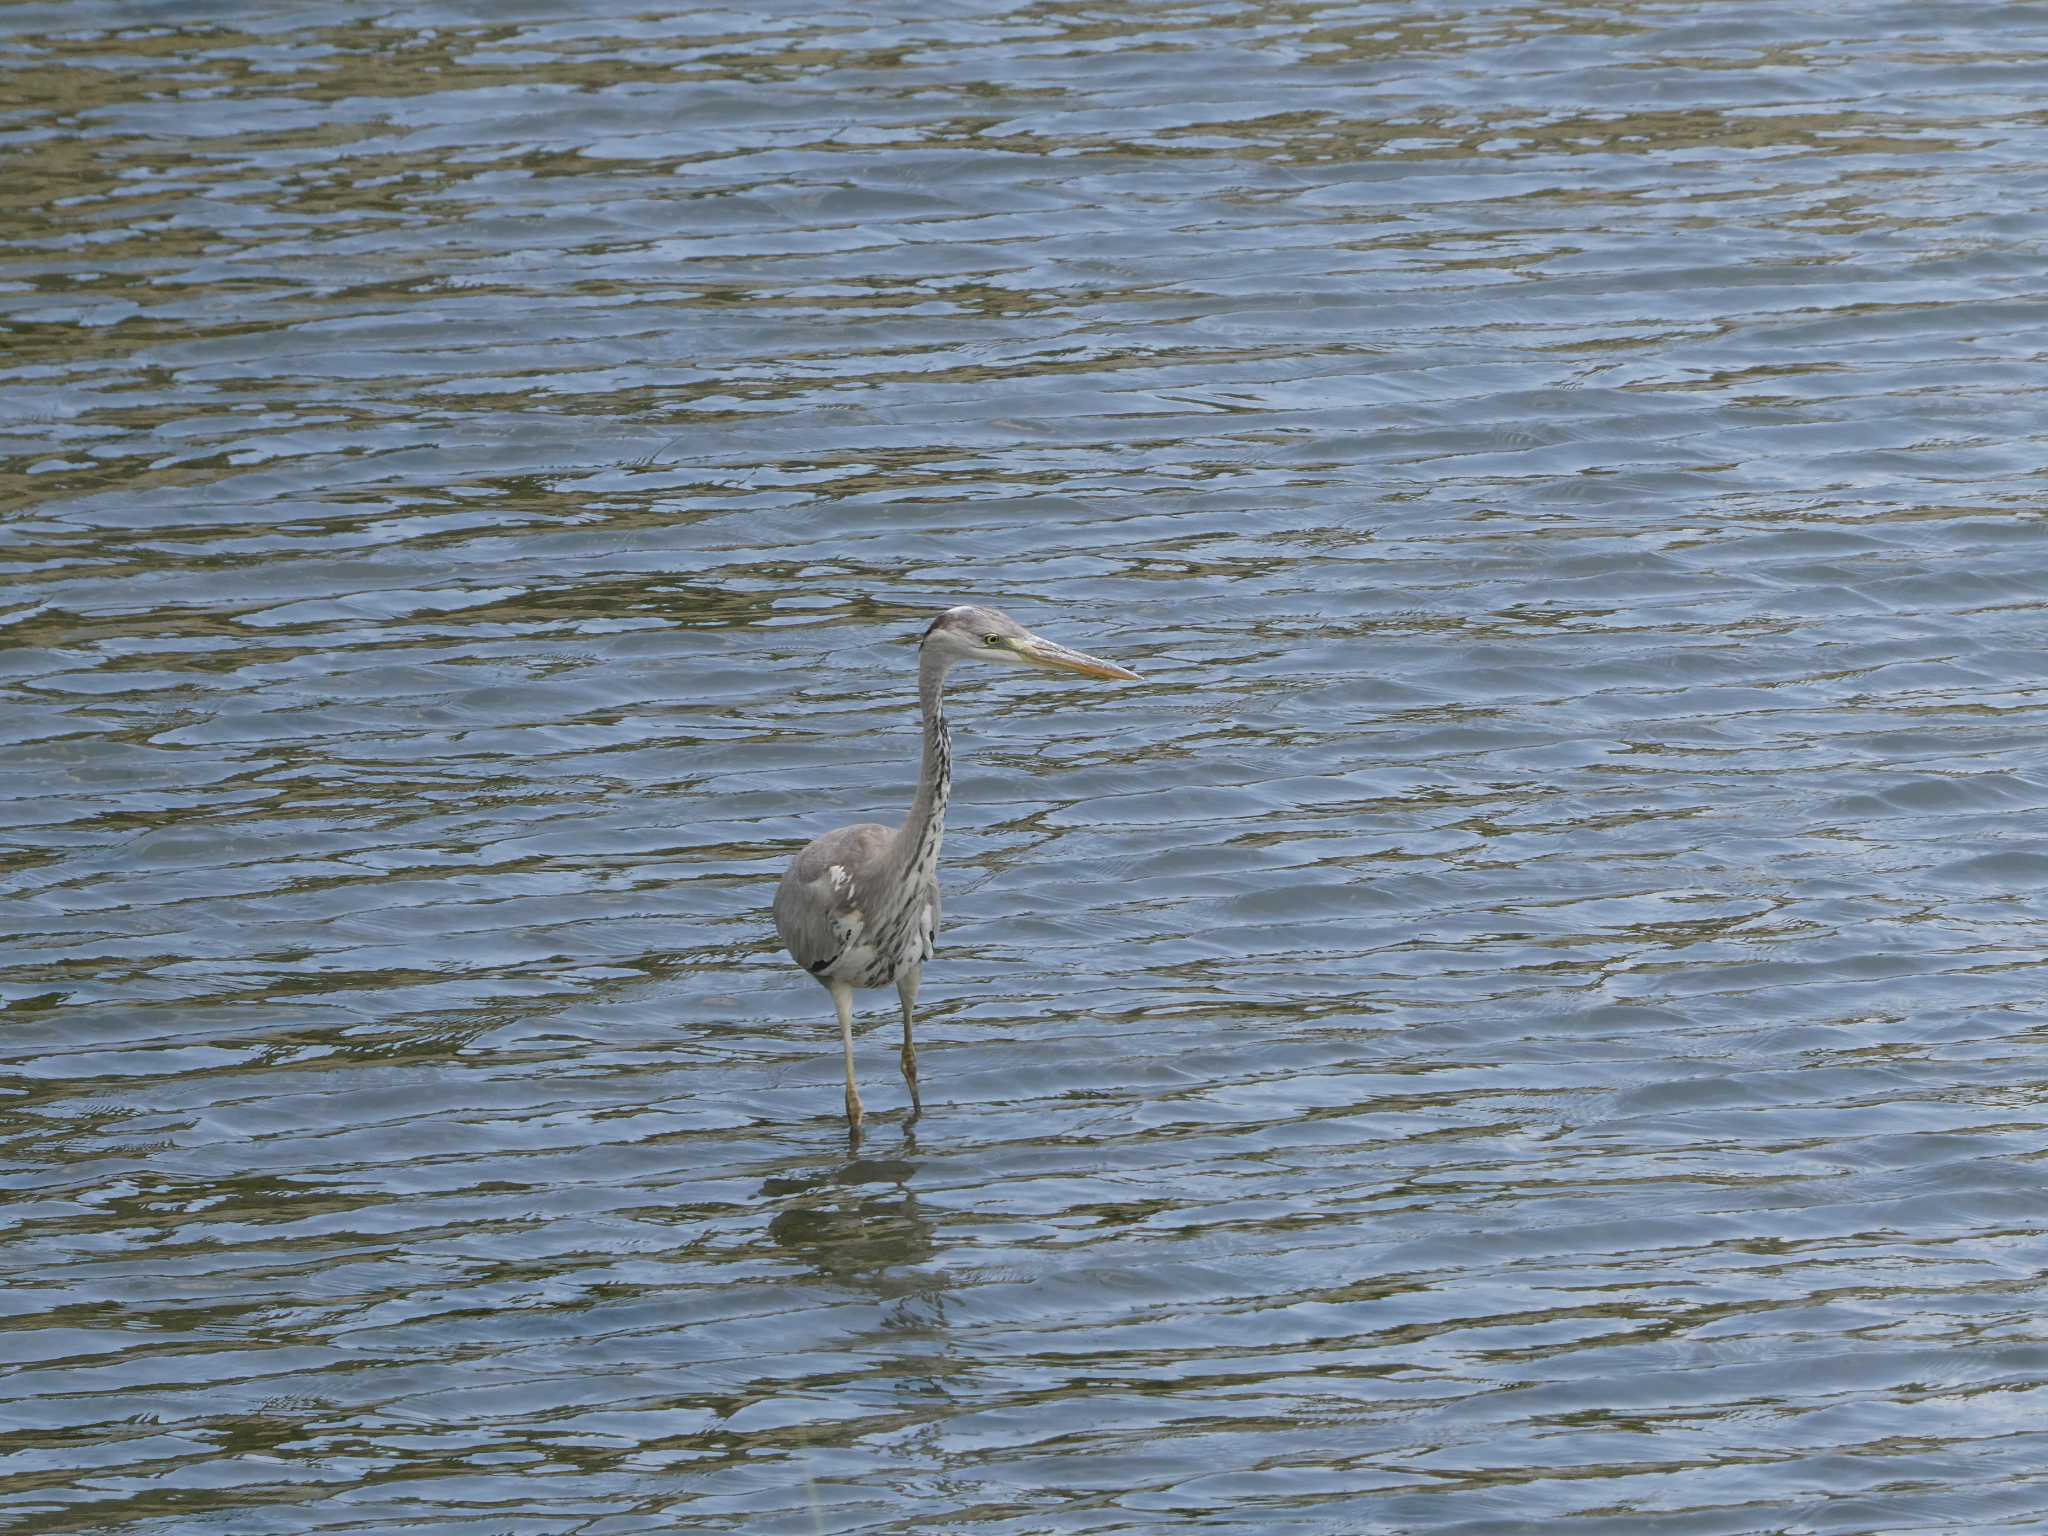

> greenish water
[5,4,2048,1532]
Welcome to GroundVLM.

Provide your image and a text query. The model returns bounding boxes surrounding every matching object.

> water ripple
[5,3,2048,1532]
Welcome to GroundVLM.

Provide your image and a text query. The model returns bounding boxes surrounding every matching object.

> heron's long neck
[892,647,952,876]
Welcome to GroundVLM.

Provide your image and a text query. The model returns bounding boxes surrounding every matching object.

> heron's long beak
[1014,634,1139,681]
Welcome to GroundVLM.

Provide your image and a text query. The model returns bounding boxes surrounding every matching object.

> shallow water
[5,4,2048,1532]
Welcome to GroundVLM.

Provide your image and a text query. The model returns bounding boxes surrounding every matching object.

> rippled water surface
[7,3,2048,1531]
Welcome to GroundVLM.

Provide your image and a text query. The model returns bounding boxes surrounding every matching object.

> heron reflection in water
[774,606,1138,1134]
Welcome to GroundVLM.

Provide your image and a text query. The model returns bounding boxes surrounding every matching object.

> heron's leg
[832,982,863,1133]
[895,966,922,1118]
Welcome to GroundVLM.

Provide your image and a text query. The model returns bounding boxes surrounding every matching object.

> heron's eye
[982,633,1003,647]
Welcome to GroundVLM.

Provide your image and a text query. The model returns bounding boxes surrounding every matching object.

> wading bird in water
[774,606,1139,1135]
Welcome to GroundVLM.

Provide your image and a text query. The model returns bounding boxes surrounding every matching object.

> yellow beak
[1015,635,1140,681]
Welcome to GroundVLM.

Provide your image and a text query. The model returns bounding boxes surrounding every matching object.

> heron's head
[922,605,1138,681]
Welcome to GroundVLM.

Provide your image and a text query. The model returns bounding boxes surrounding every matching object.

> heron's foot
[844,1085,865,1133]
[899,1045,921,1118]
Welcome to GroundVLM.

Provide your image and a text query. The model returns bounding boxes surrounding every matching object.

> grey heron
[773,605,1139,1134]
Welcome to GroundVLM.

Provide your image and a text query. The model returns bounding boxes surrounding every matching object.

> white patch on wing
[828,864,853,893]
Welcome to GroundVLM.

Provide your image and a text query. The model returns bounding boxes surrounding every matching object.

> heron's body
[775,823,940,990]
[773,605,1136,1134]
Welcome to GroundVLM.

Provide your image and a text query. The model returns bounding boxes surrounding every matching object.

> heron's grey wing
[773,822,892,978]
